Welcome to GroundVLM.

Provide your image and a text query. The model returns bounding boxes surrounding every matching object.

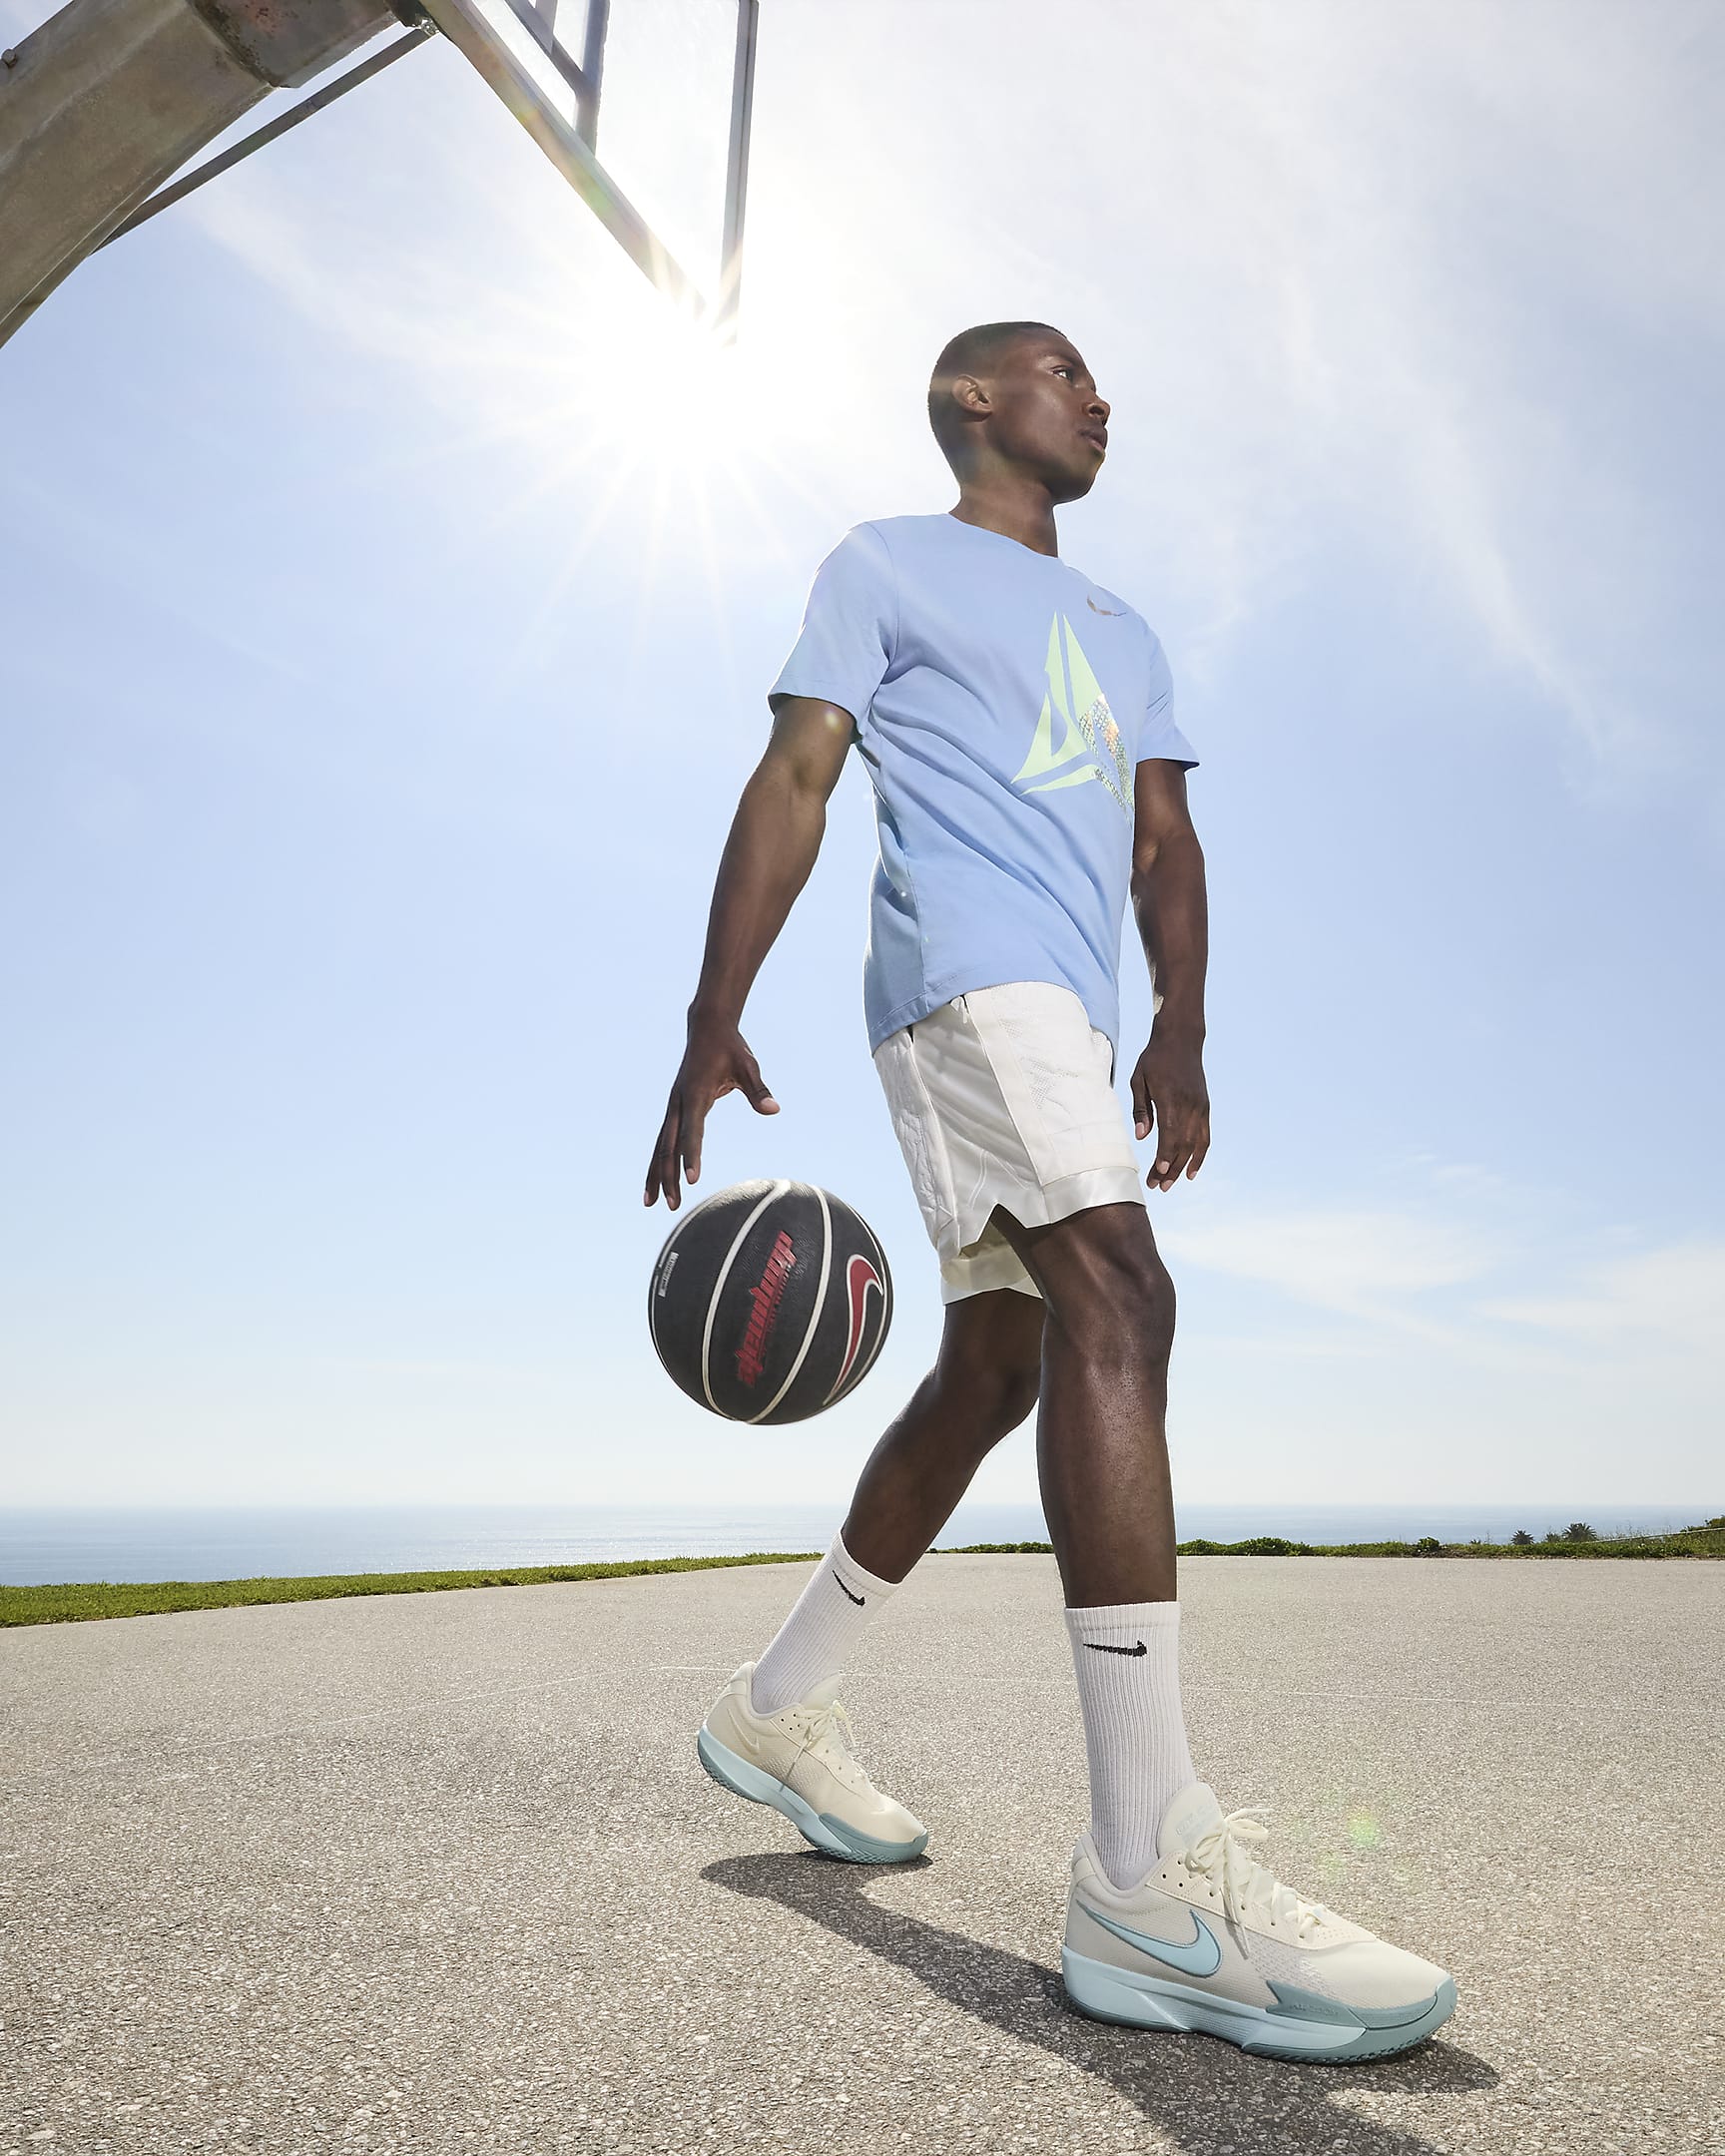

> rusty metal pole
[0,0,396,347]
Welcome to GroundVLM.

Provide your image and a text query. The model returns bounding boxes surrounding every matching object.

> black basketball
[647,1180,893,1423]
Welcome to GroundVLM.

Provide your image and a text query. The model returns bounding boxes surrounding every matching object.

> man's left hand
[1129,1034,1210,1191]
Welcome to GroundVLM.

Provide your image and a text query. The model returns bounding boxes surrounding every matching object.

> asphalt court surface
[4,1555,1721,2154]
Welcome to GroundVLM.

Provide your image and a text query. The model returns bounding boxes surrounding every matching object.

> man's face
[977,335,1110,501]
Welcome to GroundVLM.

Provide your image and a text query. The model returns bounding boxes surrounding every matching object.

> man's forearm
[688,763,828,1027]
[1132,830,1209,1038]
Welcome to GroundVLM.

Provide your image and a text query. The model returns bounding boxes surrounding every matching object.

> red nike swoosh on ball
[831,1255,883,1396]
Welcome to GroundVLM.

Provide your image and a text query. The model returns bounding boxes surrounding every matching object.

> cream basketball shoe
[697,1662,928,1864]
[1062,1783,1456,2060]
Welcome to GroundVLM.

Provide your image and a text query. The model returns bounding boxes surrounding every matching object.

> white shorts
[872,981,1144,1303]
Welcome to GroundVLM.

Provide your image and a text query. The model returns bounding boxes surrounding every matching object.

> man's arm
[644,698,855,1211]
[1128,761,1211,1192]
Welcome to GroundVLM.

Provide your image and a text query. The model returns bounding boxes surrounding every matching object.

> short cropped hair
[927,320,1064,463]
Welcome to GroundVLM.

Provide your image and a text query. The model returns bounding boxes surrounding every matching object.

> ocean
[0,1500,1709,1586]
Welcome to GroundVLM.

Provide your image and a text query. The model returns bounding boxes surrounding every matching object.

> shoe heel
[697,1729,927,1865]
[1062,1948,1189,2031]
[697,1727,779,1807]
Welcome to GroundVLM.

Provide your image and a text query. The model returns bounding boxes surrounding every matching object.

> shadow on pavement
[702,1852,1496,2155]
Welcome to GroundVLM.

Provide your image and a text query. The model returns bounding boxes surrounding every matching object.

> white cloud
[1164,1196,1723,1381]
[1482,1238,1725,1354]
[1161,1205,1500,1313]
[1157,1199,1719,1501]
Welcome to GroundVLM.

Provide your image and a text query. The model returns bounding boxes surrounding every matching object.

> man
[644,323,1455,2060]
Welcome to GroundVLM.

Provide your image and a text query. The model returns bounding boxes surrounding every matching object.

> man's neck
[949,475,1060,558]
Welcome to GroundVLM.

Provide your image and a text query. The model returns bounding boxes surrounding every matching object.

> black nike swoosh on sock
[1084,1639,1147,1657]
[832,1571,865,1606]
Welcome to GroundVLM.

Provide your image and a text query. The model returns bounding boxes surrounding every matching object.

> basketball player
[643,324,1455,2058]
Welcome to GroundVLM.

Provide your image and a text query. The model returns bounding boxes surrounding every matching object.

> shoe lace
[789,1698,866,1789]
[1182,1808,1328,1942]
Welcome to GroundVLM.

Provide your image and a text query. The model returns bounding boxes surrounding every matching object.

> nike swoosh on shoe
[1078,1902,1223,1976]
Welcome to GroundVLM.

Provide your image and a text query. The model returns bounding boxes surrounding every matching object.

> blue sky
[2,0,1720,1510]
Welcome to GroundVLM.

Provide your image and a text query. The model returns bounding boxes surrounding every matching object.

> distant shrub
[1175,1535,1318,1556]
[1510,1529,1534,1547]
[942,1541,1055,1554]
[1416,1536,1443,1553]
[1564,1521,1598,1542]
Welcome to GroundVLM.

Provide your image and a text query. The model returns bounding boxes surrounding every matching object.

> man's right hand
[642,699,850,1211]
[644,1015,780,1211]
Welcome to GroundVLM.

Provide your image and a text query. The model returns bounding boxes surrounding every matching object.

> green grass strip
[4,1522,1719,1629]
[947,1525,1725,1561]
[0,1550,821,1629]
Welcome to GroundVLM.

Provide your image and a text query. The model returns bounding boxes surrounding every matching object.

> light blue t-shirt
[772,513,1198,1054]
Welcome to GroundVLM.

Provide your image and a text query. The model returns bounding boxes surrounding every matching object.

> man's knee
[934,1304,1043,1441]
[979,1350,1042,1435]
[943,1345,1041,1440]
[1035,1210,1176,1365]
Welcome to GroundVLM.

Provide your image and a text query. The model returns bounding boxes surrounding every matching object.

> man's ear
[952,373,992,418]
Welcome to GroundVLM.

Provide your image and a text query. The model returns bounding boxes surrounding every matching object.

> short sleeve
[770,524,895,730]
[1136,627,1198,770]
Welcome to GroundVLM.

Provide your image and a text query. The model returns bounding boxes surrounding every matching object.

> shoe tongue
[804,1674,844,1709]
[1158,1782,1223,1858]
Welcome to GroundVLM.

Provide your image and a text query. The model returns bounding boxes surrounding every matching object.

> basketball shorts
[871,981,1145,1304]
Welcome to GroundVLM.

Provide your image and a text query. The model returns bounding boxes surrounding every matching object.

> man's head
[926,322,1110,500]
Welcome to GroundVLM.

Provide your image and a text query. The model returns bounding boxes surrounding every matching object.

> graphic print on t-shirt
[1011,614,1135,816]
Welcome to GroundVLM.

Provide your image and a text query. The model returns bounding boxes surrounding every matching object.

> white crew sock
[749,1534,900,1717]
[1065,1601,1197,1891]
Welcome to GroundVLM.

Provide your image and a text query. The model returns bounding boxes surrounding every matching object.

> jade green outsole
[1062,1948,1457,2060]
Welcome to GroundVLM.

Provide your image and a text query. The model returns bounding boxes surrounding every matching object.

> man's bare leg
[992,1201,1178,1605]
[840,1287,1045,1581]
[993,1200,1191,1887]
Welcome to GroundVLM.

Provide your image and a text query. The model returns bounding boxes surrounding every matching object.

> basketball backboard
[81,0,758,345]
[414,0,758,332]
